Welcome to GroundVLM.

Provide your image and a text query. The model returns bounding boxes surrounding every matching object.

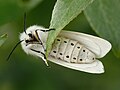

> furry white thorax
[20,25,48,62]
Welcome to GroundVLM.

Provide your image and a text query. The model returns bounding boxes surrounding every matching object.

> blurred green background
[0,0,120,90]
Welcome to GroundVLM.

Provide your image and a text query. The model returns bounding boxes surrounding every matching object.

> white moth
[20,25,112,74]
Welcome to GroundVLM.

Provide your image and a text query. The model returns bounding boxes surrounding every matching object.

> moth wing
[59,30,111,58]
[48,56,104,74]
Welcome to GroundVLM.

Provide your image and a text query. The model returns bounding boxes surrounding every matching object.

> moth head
[21,25,39,42]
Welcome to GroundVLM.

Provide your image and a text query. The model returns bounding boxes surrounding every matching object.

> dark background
[0,0,120,90]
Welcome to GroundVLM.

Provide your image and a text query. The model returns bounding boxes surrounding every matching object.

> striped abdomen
[50,37,96,64]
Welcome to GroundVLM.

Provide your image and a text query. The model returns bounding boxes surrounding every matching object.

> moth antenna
[24,12,27,34]
[7,40,24,61]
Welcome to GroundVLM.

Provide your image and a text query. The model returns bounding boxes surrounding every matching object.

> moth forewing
[48,56,104,74]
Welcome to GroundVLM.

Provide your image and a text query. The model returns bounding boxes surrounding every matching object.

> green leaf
[0,0,42,26]
[0,34,7,47]
[46,0,94,57]
[84,0,120,57]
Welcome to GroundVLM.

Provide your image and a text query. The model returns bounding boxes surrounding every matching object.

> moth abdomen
[50,37,96,64]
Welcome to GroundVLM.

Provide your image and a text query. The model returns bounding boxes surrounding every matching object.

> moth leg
[40,28,55,32]
[30,49,49,66]
[30,49,46,59]
[35,30,46,52]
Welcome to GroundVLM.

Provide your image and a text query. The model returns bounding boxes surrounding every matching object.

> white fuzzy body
[20,25,112,74]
